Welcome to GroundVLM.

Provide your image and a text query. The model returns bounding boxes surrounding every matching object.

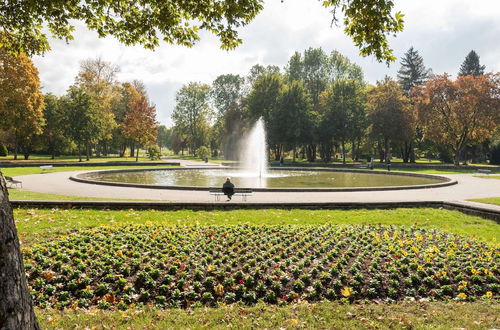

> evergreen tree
[397,47,432,95]
[458,50,486,76]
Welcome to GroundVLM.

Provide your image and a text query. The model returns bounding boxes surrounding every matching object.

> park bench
[5,176,22,188]
[476,169,491,175]
[354,163,369,169]
[40,165,53,172]
[209,187,253,201]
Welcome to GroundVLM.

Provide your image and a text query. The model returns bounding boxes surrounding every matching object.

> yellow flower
[215,283,224,296]
[485,291,493,298]
[341,286,353,297]
[457,292,467,300]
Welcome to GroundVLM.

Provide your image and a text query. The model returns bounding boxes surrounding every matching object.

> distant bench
[5,176,22,188]
[354,163,369,169]
[40,165,53,172]
[209,187,253,201]
[476,169,491,175]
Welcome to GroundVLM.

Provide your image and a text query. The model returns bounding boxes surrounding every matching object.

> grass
[469,197,500,206]
[476,175,500,179]
[36,300,500,330]
[7,189,150,201]
[14,208,499,247]
[0,165,179,177]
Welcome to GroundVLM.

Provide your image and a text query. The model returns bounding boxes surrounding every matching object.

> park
[1,0,499,329]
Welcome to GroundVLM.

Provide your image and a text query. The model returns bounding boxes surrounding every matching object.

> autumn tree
[458,50,486,77]
[122,86,159,161]
[171,82,212,154]
[367,77,415,162]
[0,51,44,160]
[75,57,118,157]
[414,74,500,165]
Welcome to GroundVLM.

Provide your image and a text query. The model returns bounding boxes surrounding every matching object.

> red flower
[180,264,186,270]
[239,279,244,284]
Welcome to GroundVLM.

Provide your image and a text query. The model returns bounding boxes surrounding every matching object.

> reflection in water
[85,169,443,188]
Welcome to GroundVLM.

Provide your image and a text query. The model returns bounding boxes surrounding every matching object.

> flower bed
[23,224,498,310]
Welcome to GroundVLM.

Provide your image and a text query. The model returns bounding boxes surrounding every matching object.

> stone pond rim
[69,167,458,192]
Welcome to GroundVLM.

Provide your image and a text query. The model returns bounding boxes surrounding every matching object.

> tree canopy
[458,50,486,76]
[0,0,403,63]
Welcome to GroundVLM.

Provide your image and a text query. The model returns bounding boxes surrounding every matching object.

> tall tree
[0,51,44,160]
[458,50,486,76]
[171,82,212,153]
[397,46,432,162]
[123,88,159,161]
[40,93,72,159]
[211,74,245,159]
[246,72,285,159]
[157,125,171,153]
[367,77,415,162]
[327,50,364,83]
[397,47,432,95]
[63,86,104,161]
[414,74,500,165]
[275,81,315,162]
[320,79,366,163]
[76,57,118,157]
[302,47,329,108]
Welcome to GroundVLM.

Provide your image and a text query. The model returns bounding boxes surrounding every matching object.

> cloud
[32,0,500,126]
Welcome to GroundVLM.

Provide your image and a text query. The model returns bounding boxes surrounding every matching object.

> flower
[457,292,467,300]
[485,291,493,298]
[341,286,353,297]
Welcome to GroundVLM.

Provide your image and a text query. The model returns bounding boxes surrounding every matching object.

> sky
[32,0,500,126]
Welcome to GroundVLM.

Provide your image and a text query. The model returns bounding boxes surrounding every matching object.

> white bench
[40,165,53,172]
[354,163,369,169]
[5,176,22,188]
[209,187,253,201]
[476,169,491,175]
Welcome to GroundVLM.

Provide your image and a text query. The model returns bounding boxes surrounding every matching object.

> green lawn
[476,175,500,179]
[7,189,150,201]
[37,300,499,329]
[1,165,179,177]
[14,208,499,247]
[469,197,500,206]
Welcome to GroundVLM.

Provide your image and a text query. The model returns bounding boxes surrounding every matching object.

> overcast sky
[32,0,500,126]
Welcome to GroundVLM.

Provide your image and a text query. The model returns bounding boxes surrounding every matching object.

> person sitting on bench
[222,177,235,201]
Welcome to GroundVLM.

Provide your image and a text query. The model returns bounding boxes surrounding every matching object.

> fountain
[239,117,268,178]
[73,116,454,191]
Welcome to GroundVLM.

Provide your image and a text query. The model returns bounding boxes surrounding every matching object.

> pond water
[84,169,444,189]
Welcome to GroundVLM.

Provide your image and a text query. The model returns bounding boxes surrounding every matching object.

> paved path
[10,159,500,211]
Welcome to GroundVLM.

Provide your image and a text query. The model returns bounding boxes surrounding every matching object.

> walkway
[10,159,500,213]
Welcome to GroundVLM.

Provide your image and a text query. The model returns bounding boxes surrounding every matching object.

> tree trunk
[293,146,296,163]
[0,173,40,329]
[136,145,139,162]
[85,144,90,161]
[454,147,461,166]
[341,141,346,164]
[130,144,135,158]
[384,137,390,163]
[78,145,82,162]
[13,133,18,161]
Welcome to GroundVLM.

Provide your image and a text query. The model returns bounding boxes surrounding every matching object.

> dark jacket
[222,181,235,195]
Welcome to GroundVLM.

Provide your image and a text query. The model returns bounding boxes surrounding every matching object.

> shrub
[147,145,162,160]
[0,143,7,156]
[196,146,210,160]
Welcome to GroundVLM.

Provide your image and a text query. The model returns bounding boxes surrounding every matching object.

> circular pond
[73,168,454,191]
